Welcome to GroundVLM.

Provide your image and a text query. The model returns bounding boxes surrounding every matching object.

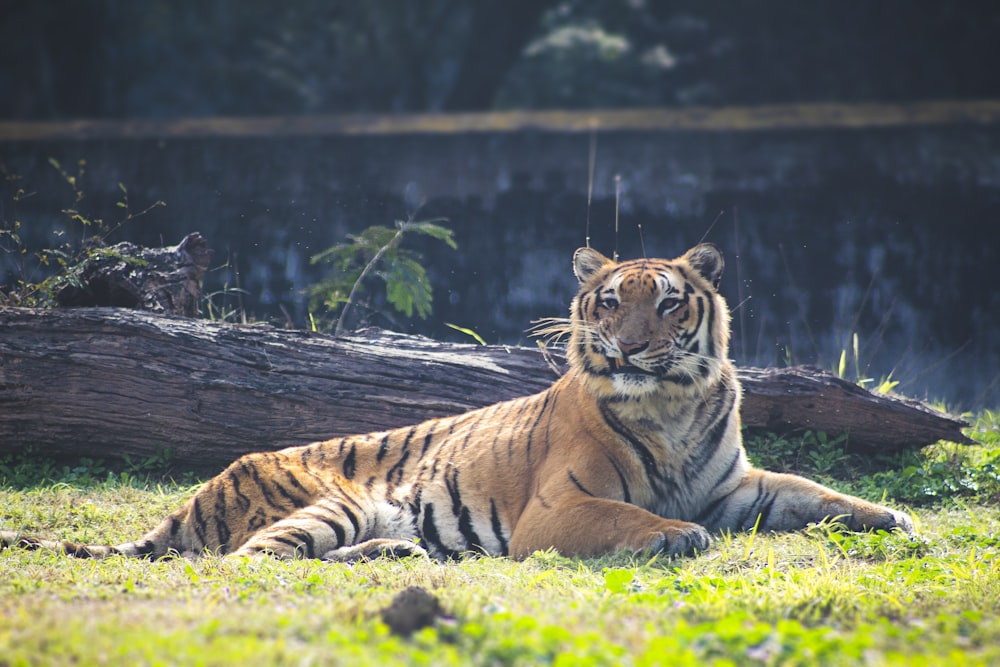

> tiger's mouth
[607,357,659,377]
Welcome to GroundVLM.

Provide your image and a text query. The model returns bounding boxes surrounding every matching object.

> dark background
[4,1,1000,117]
[1,0,999,410]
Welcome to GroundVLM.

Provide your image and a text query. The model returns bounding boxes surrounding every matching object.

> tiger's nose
[617,338,649,357]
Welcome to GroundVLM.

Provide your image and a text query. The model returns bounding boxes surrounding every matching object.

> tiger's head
[564,244,731,398]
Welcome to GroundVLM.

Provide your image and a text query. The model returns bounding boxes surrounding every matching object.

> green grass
[2,412,999,666]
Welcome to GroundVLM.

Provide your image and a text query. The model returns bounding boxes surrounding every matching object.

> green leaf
[445,322,486,345]
[603,568,635,594]
[403,219,457,249]
[182,561,201,584]
[310,243,357,266]
[876,373,900,395]
[382,255,433,319]
[357,224,402,249]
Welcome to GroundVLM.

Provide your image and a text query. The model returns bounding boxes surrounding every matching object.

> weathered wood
[2,101,1000,142]
[0,307,973,474]
[0,307,556,472]
[54,232,213,317]
[737,366,974,452]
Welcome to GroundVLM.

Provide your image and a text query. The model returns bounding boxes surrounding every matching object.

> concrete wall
[3,110,997,409]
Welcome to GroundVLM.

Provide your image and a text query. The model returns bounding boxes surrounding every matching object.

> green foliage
[745,430,853,479]
[0,450,107,488]
[834,331,900,395]
[746,410,1000,507]
[201,257,253,325]
[498,6,678,109]
[602,567,638,594]
[0,159,165,308]
[202,284,252,324]
[0,446,192,490]
[844,409,1000,506]
[308,218,455,334]
[445,322,487,346]
[970,408,1000,447]
[849,442,1000,507]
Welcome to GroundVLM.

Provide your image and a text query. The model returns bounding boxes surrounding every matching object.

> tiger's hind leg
[231,496,423,560]
[700,468,913,534]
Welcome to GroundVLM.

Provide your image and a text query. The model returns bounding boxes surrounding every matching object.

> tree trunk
[0,307,973,474]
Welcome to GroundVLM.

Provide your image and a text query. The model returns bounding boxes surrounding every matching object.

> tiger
[1,243,912,562]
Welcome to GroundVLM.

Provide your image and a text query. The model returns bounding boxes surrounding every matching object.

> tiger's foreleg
[701,468,913,534]
[509,497,711,559]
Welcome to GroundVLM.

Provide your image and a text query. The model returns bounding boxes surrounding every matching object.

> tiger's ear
[573,247,614,284]
[684,243,725,289]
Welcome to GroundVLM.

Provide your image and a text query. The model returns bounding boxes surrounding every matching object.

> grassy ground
[1,412,998,666]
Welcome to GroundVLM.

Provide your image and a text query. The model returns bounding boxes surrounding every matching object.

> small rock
[380,586,444,637]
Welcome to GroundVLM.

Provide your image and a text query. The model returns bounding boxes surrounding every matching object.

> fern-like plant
[308,218,456,335]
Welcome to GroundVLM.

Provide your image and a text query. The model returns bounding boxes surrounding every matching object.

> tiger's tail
[0,504,191,559]
[0,529,168,559]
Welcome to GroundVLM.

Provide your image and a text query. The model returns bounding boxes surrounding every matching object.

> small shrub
[745,413,1000,507]
[307,217,455,334]
[0,158,164,308]
[744,430,852,479]
[0,446,191,490]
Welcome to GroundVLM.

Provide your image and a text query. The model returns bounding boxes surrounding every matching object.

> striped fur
[1,244,912,561]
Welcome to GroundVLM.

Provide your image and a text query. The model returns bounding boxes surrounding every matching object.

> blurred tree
[496,0,1000,108]
[0,0,111,117]
[0,0,557,118]
[0,0,998,119]
[442,0,554,110]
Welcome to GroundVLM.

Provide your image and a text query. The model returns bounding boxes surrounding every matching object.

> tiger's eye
[657,298,682,316]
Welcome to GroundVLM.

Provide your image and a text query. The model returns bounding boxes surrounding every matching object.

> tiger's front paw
[322,538,429,562]
[852,505,914,534]
[642,521,710,557]
[885,508,914,534]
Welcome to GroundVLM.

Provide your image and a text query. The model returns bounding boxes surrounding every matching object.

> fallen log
[0,307,973,474]
[736,366,974,452]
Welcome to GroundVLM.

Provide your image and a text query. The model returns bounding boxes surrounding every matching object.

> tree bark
[54,232,212,317]
[0,307,973,474]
